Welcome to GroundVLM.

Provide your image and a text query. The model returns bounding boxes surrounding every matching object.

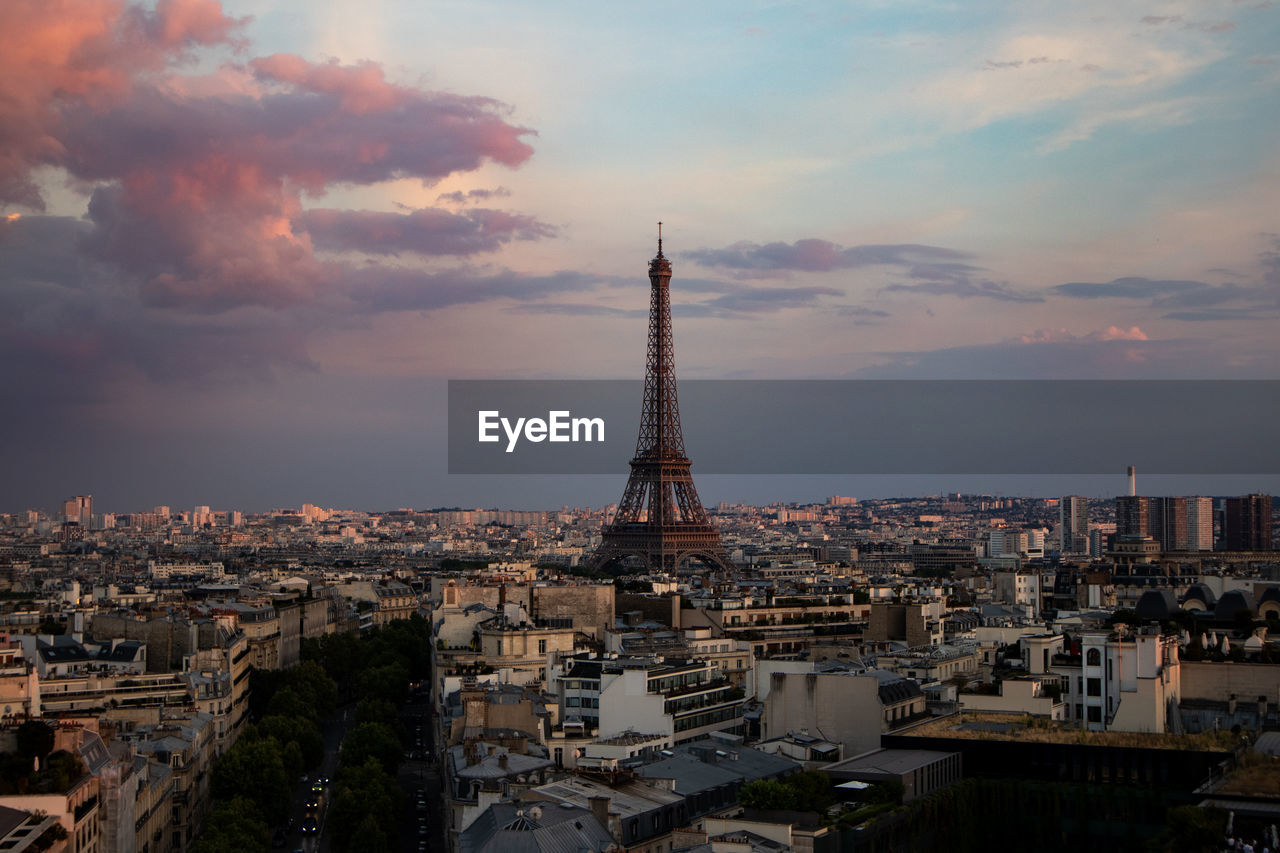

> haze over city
[3,0,1279,512]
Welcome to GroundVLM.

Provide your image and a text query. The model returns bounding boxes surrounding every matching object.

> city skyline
[3,0,1279,511]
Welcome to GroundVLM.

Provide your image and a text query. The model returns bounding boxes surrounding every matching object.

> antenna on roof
[657,221,664,258]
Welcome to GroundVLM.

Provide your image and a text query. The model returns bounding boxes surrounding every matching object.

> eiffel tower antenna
[588,230,734,575]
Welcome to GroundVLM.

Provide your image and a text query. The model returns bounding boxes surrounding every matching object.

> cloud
[686,237,1044,303]
[856,335,1265,379]
[1016,326,1148,343]
[517,303,647,319]
[685,239,969,274]
[436,187,511,205]
[0,1,542,317]
[300,207,556,256]
[0,0,249,209]
[0,0,572,397]
[1052,277,1211,300]
[880,278,1043,303]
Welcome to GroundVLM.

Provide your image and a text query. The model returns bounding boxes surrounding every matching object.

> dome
[1214,589,1257,622]
[1135,589,1178,622]
[1182,583,1217,610]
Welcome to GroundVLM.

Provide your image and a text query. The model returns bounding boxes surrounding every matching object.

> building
[1059,496,1089,554]
[866,601,943,648]
[1224,494,1273,551]
[591,657,744,744]
[0,806,69,853]
[1116,497,1188,551]
[822,748,961,803]
[763,666,927,758]
[1053,628,1181,732]
[62,496,92,529]
[1186,497,1213,551]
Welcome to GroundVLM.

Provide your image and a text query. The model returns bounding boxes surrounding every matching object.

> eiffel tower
[589,226,734,574]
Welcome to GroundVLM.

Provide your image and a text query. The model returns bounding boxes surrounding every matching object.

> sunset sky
[3,0,1278,512]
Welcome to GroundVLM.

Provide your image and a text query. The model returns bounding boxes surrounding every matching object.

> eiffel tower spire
[589,227,733,574]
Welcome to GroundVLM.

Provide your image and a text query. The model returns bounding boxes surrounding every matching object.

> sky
[2,0,1279,513]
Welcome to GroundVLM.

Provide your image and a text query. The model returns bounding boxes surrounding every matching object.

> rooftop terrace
[905,712,1241,752]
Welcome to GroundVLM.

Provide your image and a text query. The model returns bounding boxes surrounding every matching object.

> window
[1087,706,1102,723]
[538,639,547,654]
[1087,678,1102,697]
[1086,649,1101,666]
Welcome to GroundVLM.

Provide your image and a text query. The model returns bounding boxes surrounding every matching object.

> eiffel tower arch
[588,228,734,575]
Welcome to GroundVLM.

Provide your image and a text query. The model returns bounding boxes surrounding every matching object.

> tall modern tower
[589,229,733,574]
[1059,496,1089,554]
[1224,494,1274,551]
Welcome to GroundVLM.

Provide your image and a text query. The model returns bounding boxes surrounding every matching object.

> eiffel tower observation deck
[588,226,734,575]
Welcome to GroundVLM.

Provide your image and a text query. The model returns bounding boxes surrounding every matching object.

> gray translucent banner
[448,380,1280,475]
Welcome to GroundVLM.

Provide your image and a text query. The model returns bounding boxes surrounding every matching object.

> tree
[339,722,403,775]
[739,779,798,811]
[256,714,325,770]
[329,758,400,853]
[16,720,54,761]
[1158,805,1225,853]
[787,771,835,812]
[211,737,291,824]
[191,797,271,853]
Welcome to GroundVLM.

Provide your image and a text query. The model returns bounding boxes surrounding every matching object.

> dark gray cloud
[684,237,1042,303]
[300,207,556,256]
[435,187,512,205]
[1052,277,1212,300]
[516,303,647,318]
[684,239,970,273]
[881,278,1043,303]
[1052,240,1280,320]
[855,336,1270,380]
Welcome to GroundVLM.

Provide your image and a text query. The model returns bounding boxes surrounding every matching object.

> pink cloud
[1016,325,1149,343]
[0,0,548,313]
[1093,325,1148,341]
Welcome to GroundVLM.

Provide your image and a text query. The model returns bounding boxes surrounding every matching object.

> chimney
[498,753,508,770]
[499,583,506,606]
[487,745,496,756]
[1127,466,1136,497]
[588,795,611,830]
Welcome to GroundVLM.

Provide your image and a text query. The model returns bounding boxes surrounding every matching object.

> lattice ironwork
[588,228,734,574]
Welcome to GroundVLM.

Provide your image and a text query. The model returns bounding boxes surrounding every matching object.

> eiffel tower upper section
[588,227,733,575]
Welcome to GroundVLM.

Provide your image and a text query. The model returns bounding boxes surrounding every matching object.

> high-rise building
[1115,496,1189,551]
[1116,496,1149,539]
[1223,494,1273,551]
[1186,497,1213,551]
[1149,497,1188,552]
[62,495,92,528]
[1059,496,1089,554]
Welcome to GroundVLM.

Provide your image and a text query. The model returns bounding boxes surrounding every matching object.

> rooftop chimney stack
[588,795,612,832]
[1127,466,1136,497]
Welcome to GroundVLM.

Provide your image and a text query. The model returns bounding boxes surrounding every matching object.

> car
[311,781,323,793]
[320,776,329,785]
[301,817,318,835]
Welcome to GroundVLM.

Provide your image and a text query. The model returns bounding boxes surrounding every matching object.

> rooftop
[903,712,1240,751]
